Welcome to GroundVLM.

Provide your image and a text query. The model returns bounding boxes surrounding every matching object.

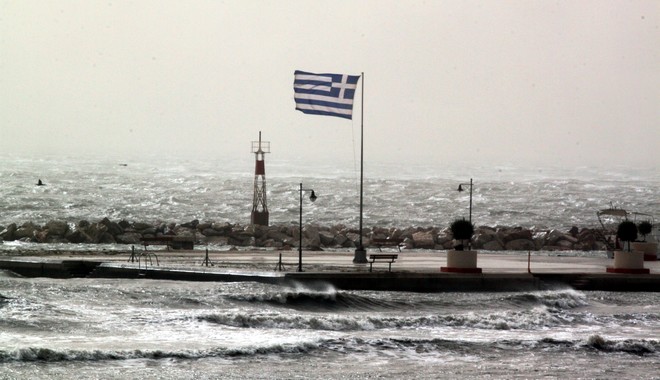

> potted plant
[631,221,658,261]
[442,218,481,273]
[608,220,647,273]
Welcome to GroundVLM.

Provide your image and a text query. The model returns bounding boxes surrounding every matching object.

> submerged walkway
[0,250,658,292]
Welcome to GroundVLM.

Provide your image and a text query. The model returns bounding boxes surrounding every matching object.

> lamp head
[309,190,317,202]
[457,184,464,192]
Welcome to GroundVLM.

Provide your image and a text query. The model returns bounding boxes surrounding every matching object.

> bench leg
[388,261,392,272]
[369,262,373,272]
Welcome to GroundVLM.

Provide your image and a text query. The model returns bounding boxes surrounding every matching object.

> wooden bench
[369,254,398,272]
[371,238,404,252]
[141,236,194,250]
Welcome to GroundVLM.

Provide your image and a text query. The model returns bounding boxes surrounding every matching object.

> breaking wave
[3,335,656,363]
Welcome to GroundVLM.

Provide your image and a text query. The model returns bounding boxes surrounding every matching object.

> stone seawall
[0,218,609,251]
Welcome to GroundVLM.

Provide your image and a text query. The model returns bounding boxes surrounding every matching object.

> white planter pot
[631,242,658,254]
[631,242,658,261]
[446,250,478,268]
[613,250,645,269]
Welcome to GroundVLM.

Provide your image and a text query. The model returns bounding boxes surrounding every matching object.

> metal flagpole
[353,72,367,263]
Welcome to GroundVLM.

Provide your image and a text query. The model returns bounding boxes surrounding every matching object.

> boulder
[14,223,40,240]
[334,234,348,247]
[100,218,123,236]
[503,228,533,243]
[115,232,143,244]
[82,222,109,243]
[66,230,92,244]
[303,225,321,249]
[132,222,153,231]
[45,220,69,237]
[202,228,224,237]
[544,229,567,246]
[0,223,17,241]
[504,239,535,250]
[474,230,497,248]
[412,231,435,249]
[483,240,504,250]
[267,229,292,242]
[556,239,574,250]
[34,229,49,243]
[212,222,233,234]
[181,219,199,229]
[97,232,116,244]
[319,231,336,246]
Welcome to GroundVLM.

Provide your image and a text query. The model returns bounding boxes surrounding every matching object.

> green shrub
[450,218,474,250]
[637,221,653,242]
[616,221,638,251]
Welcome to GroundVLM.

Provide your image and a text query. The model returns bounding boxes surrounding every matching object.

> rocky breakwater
[0,218,608,252]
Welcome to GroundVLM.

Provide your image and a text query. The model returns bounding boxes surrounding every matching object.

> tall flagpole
[353,72,367,263]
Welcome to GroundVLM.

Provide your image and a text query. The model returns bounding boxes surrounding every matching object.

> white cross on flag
[293,70,361,120]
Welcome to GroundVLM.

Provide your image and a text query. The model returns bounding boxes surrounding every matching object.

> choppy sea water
[1,155,659,378]
[1,273,659,379]
[1,155,658,231]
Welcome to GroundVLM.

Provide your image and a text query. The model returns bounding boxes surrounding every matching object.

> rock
[474,229,497,248]
[100,218,123,236]
[82,222,108,243]
[319,231,336,246]
[181,219,199,228]
[118,220,131,230]
[544,229,566,246]
[334,234,348,247]
[66,230,92,244]
[132,222,153,231]
[412,231,435,249]
[556,239,574,249]
[483,240,504,250]
[202,228,224,237]
[98,232,116,244]
[115,232,143,244]
[504,239,535,250]
[267,229,291,242]
[0,223,17,241]
[213,222,233,234]
[141,227,157,235]
[45,220,69,237]
[304,225,321,249]
[503,228,533,243]
[14,223,40,240]
[34,229,49,243]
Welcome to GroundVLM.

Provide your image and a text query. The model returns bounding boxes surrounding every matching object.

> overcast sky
[1,1,658,171]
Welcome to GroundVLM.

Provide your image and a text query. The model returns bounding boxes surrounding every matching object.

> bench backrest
[369,254,398,259]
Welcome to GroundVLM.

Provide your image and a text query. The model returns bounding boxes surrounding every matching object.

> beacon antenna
[251,131,270,226]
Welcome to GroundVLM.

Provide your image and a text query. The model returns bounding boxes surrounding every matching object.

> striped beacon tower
[250,131,270,226]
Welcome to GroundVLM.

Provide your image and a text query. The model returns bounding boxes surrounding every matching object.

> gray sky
[1,1,658,170]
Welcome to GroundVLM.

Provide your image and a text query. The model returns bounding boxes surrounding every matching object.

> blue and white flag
[294,70,361,120]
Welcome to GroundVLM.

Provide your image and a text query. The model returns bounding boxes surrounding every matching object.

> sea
[1,155,659,379]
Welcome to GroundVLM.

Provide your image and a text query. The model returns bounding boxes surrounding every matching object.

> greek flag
[294,70,361,120]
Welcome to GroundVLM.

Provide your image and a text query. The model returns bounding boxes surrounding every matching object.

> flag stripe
[294,70,360,120]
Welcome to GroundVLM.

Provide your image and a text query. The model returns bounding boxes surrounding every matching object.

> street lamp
[457,178,473,225]
[298,182,317,272]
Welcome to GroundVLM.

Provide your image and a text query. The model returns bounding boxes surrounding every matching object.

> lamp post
[298,182,317,272]
[457,178,473,225]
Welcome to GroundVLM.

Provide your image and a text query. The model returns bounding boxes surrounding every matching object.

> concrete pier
[0,250,658,292]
